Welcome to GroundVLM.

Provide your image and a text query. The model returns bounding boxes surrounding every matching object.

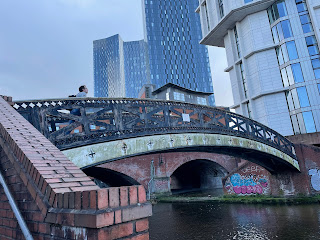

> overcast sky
[0,0,233,107]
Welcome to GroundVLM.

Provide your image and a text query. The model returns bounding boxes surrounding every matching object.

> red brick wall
[98,152,241,192]
[0,97,151,239]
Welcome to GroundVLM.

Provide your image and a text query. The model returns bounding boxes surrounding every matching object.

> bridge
[12,97,301,195]
[14,97,299,171]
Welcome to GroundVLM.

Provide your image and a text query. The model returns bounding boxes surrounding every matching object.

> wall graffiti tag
[309,169,320,191]
[225,173,269,195]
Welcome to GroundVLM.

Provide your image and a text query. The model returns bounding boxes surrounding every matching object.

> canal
[149,202,320,240]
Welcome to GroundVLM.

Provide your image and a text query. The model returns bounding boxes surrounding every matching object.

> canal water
[149,202,320,240]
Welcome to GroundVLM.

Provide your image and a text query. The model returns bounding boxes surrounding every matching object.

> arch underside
[83,167,140,187]
[63,133,300,173]
[170,159,228,195]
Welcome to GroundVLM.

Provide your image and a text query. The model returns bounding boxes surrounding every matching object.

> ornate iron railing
[13,98,296,159]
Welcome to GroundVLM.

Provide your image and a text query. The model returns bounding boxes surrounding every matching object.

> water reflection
[150,203,320,240]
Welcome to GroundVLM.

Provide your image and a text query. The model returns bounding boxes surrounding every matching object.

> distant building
[139,83,213,106]
[93,35,149,98]
[94,0,215,106]
[197,0,320,136]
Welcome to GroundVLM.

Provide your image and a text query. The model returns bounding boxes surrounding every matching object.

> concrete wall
[0,96,151,240]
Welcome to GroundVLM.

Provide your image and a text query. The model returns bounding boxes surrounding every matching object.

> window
[218,0,224,18]
[291,63,304,83]
[244,0,253,3]
[268,0,288,24]
[246,102,252,118]
[296,87,310,107]
[291,89,301,109]
[286,41,299,60]
[286,91,295,111]
[295,0,307,13]
[281,20,293,39]
[305,36,319,56]
[240,63,248,98]
[197,97,206,105]
[300,14,313,33]
[281,65,295,87]
[312,58,320,79]
[234,27,241,58]
[271,20,293,43]
[174,92,185,101]
[302,111,316,133]
[291,114,301,134]
[276,46,285,65]
[276,42,298,65]
[204,2,210,31]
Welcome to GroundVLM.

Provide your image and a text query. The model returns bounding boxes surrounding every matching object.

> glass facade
[93,35,126,98]
[268,0,287,24]
[124,40,150,98]
[268,0,319,134]
[143,0,215,105]
[312,58,320,79]
[94,35,149,98]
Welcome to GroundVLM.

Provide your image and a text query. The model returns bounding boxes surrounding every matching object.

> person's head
[79,85,88,93]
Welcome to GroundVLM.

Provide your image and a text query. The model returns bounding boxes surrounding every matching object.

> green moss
[156,194,320,205]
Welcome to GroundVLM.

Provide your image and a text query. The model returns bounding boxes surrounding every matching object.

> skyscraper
[198,0,320,136]
[94,0,215,105]
[123,40,150,98]
[94,35,149,98]
[94,35,125,98]
[142,0,215,105]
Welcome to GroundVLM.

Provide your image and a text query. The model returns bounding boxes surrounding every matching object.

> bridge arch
[63,133,299,173]
[83,166,140,187]
[170,159,228,194]
[93,152,242,194]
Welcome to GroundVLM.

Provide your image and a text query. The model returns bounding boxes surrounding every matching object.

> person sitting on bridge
[68,85,88,127]
[76,85,88,97]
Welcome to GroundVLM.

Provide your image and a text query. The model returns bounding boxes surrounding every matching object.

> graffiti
[225,173,269,195]
[241,165,264,174]
[309,169,320,191]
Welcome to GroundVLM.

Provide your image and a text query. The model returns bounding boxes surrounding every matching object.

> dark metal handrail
[13,98,296,159]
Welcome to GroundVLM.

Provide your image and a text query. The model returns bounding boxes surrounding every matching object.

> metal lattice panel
[13,98,296,159]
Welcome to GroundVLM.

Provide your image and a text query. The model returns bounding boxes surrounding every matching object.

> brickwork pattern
[99,152,240,191]
[0,97,151,239]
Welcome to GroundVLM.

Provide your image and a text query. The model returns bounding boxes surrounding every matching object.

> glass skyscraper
[124,40,150,98]
[94,35,149,98]
[94,0,215,105]
[142,0,215,105]
[94,35,125,98]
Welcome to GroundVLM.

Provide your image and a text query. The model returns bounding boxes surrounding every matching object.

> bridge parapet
[13,98,296,160]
